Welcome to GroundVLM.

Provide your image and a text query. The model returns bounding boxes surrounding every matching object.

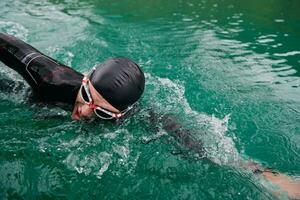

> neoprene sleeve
[0,33,83,109]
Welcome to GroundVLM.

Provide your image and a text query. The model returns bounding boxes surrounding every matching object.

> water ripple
[0,21,28,40]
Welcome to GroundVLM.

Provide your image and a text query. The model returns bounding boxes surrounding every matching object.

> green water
[1,0,300,199]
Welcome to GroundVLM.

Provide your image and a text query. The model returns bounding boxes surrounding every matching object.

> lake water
[0,0,299,199]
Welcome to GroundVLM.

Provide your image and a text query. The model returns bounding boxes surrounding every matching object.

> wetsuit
[0,32,83,110]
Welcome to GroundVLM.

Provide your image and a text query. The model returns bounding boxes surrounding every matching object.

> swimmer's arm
[0,33,39,87]
[0,32,38,67]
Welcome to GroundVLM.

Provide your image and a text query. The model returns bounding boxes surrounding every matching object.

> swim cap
[89,58,145,111]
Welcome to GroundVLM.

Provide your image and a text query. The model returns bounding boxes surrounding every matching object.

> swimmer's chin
[71,113,80,120]
[71,113,94,121]
[71,110,80,120]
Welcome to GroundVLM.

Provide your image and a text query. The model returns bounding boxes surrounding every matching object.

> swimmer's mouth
[71,105,81,120]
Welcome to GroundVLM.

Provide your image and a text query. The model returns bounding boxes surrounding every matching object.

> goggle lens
[94,109,114,119]
[80,85,90,103]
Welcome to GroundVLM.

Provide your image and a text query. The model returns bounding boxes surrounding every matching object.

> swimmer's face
[71,81,120,120]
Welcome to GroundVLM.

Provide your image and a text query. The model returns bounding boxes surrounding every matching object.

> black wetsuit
[0,32,83,110]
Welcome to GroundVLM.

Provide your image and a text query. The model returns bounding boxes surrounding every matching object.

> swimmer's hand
[262,170,300,199]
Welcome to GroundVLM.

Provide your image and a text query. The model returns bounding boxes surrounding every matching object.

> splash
[58,128,138,179]
[0,65,29,104]
[144,73,242,166]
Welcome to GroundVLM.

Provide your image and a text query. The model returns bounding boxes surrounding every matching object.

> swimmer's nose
[80,104,94,119]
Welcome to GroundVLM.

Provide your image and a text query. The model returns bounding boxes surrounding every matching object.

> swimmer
[0,32,145,120]
[1,33,300,198]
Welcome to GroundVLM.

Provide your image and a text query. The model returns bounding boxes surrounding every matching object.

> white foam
[45,46,75,66]
[274,51,300,57]
[59,128,137,178]
[145,73,242,166]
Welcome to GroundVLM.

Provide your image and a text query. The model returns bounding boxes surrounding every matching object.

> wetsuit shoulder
[0,33,83,108]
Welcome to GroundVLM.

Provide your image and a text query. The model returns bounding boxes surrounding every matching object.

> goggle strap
[82,77,88,84]
[114,113,122,118]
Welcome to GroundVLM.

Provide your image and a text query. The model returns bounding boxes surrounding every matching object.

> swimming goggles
[79,74,134,120]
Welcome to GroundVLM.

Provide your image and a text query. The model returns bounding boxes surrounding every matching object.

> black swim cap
[89,58,145,111]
